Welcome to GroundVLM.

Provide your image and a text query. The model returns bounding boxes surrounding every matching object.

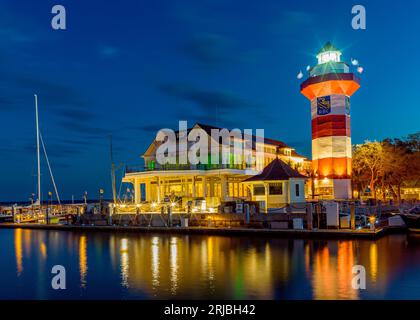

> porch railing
[126,163,254,173]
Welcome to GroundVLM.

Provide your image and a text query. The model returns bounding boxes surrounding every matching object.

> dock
[0,222,405,239]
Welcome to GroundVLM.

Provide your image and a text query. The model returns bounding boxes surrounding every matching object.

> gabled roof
[243,158,307,182]
[142,123,308,159]
[192,123,305,158]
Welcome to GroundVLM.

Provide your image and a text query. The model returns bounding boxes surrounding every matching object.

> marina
[0,1,418,306]
[0,87,414,238]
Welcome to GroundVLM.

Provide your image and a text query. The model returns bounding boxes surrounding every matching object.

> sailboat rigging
[33,94,61,216]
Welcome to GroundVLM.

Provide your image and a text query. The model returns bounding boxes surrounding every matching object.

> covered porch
[122,169,253,213]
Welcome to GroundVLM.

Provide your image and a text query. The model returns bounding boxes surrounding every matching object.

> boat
[399,205,420,233]
[0,214,13,223]
[2,95,63,224]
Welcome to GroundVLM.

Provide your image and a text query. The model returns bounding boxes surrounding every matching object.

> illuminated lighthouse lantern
[300,42,360,199]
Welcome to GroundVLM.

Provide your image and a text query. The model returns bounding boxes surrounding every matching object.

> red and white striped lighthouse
[300,42,361,199]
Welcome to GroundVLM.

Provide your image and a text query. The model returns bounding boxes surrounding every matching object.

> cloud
[157,82,265,127]
[59,139,96,147]
[53,108,96,122]
[0,96,17,111]
[0,27,35,45]
[99,45,120,58]
[11,75,87,109]
[0,71,88,113]
[126,124,170,133]
[158,83,256,112]
[58,120,110,136]
[23,141,85,159]
[270,10,317,36]
[182,33,235,65]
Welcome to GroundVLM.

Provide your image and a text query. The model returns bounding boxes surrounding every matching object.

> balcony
[125,163,254,174]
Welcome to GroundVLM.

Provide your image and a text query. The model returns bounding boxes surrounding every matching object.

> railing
[126,163,254,173]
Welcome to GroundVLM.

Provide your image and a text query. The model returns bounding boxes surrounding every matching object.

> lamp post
[83,191,88,204]
[369,215,376,232]
[47,191,52,224]
[30,193,35,218]
[99,188,104,215]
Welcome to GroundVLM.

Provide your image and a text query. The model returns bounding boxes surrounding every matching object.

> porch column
[184,178,188,196]
[134,178,141,204]
[264,183,269,213]
[192,176,196,197]
[209,178,215,197]
[157,177,161,203]
[164,179,169,196]
[202,176,207,197]
[145,180,151,202]
[221,175,228,201]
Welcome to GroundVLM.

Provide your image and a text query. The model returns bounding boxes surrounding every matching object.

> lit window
[317,51,341,64]
[269,183,283,195]
[253,185,265,196]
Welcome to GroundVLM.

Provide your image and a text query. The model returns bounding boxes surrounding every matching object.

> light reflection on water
[79,235,87,288]
[2,229,420,299]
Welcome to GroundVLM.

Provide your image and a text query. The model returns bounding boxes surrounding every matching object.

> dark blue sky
[0,0,419,201]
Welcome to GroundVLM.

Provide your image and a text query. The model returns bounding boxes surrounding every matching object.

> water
[1,228,420,300]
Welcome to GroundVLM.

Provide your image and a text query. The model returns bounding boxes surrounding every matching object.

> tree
[352,132,420,202]
[352,141,384,199]
[304,168,317,199]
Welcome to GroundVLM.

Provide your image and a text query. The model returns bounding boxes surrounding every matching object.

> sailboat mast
[110,134,117,204]
[34,94,41,206]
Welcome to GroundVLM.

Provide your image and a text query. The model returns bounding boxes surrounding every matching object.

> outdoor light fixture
[369,215,376,231]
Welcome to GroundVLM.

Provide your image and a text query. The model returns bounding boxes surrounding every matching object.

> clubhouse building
[122,123,310,213]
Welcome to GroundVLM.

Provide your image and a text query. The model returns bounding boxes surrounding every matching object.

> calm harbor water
[1,228,420,300]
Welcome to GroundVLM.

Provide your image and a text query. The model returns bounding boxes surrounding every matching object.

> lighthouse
[300,42,360,199]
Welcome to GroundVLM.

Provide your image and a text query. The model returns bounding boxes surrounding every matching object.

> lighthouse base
[333,179,352,200]
[314,178,352,200]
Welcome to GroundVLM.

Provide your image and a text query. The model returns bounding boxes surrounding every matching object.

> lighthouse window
[295,184,300,197]
[318,51,340,64]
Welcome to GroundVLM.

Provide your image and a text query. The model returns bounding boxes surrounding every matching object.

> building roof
[243,158,307,182]
[192,123,306,158]
[142,122,308,160]
[317,41,339,54]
